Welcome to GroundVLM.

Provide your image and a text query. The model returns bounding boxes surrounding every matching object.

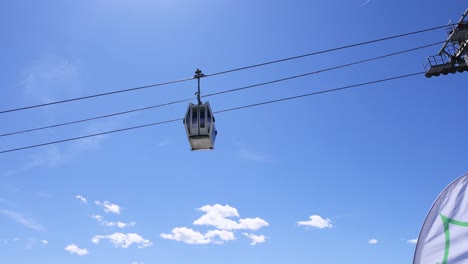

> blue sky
[1,1,467,263]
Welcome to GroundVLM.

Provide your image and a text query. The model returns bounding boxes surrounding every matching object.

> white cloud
[92,233,152,248]
[91,215,104,221]
[238,217,269,231]
[65,244,88,256]
[162,204,269,245]
[193,204,269,231]
[0,210,45,232]
[205,230,236,244]
[104,221,135,228]
[369,239,378,244]
[41,240,48,245]
[243,233,267,245]
[95,201,121,214]
[160,227,235,245]
[297,215,333,229]
[75,195,88,204]
[90,215,135,228]
[161,227,210,244]
[407,239,417,244]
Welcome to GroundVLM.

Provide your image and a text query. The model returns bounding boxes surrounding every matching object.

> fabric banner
[414,173,468,264]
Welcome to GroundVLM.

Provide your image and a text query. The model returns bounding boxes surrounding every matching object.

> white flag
[414,173,468,264]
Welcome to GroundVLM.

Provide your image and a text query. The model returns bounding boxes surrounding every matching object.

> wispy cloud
[92,233,152,248]
[25,238,37,250]
[29,146,66,169]
[65,244,88,256]
[369,238,378,244]
[407,239,417,244]
[232,138,270,162]
[1,137,107,177]
[2,146,67,177]
[22,55,80,104]
[360,0,371,7]
[243,233,267,245]
[297,215,333,229]
[29,120,119,168]
[75,195,88,204]
[41,240,48,245]
[95,201,121,214]
[0,54,119,176]
[90,215,135,228]
[161,204,268,245]
[0,210,45,232]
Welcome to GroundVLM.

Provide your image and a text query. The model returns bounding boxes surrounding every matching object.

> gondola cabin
[183,102,217,150]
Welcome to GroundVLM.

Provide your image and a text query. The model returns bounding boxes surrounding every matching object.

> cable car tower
[183,69,217,151]
[425,8,468,77]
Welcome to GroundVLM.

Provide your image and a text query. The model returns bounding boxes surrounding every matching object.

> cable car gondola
[183,102,217,150]
[183,69,217,151]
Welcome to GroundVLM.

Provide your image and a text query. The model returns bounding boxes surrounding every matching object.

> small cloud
[161,227,235,245]
[90,215,135,228]
[117,222,135,228]
[243,233,267,245]
[91,215,104,222]
[75,195,88,204]
[407,239,417,244]
[369,239,378,244]
[193,204,269,231]
[103,221,136,228]
[92,233,152,248]
[160,227,210,244]
[65,244,88,256]
[297,215,333,229]
[0,210,45,232]
[95,201,120,214]
[41,240,48,245]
